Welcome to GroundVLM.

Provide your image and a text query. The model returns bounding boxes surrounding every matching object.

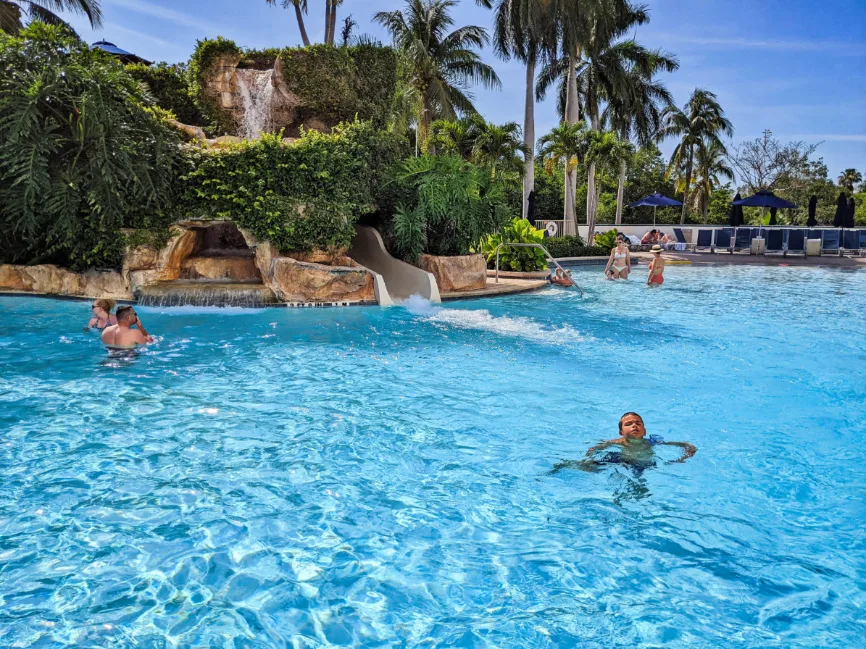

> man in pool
[581,412,696,473]
[101,305,153,349]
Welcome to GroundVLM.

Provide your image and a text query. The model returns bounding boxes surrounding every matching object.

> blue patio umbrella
[833,193,847,227]
[628,192,683,226]
[91,41,152,66]
[732,189,797,209]
[807,195,818,226]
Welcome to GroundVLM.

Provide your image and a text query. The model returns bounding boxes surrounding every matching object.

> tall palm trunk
[328,0,338,45]
[522,57,535,221]
[586,112,600,237]
[680,147,693,224]
[615,158,626,225]
[419,93,432,154]
[324,0,332,44]
[294,2,311,47]
[563,52,579,236]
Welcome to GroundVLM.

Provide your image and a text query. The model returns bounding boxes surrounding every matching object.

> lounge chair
[732,228,752,253]
[821,230,841,256]
[695,229,713,252]
[673,228,695,251]
[786,229,806,256]
[860,231,866,253]
[841,230,861,256]
[714,228,732,253]
[764,229,784,256]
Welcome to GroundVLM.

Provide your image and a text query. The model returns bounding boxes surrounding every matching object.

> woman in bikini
[604,235,631,279]
[647,245,665,286]
[87,299,117,331]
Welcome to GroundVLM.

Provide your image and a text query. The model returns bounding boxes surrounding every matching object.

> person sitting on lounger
[641,229,659,245]
[549,268,574,286]
[101,305,153,349]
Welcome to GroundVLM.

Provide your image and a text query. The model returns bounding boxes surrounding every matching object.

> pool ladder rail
[493,242,584,297]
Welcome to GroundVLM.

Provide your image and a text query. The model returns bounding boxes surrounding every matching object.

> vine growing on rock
[188,36,241,133]
[176,121,408,253]
[126,62,205,126]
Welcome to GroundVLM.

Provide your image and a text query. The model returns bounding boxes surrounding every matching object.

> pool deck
[441,278,549,301]
[629,251,866,269]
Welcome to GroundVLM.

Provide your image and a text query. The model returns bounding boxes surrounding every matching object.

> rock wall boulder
[417,254,487,292]
[0,264,130,299]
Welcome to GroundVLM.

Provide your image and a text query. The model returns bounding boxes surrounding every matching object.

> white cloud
[648,33,866,55]
[105,0,220,33]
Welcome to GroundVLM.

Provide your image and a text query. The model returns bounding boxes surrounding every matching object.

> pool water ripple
[1,265,865,647]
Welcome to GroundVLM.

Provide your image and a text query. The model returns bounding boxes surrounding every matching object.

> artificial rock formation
[417,253,487,292]
[0,264,130,299]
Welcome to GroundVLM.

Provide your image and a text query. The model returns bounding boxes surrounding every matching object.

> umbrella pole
[653,206,656,226]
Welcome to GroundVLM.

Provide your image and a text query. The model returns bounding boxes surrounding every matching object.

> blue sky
[62,0,865,180]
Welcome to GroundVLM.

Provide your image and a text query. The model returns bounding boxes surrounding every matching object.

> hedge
[176,121,409,252]
[126,62,205,126]
[543,236,608,258]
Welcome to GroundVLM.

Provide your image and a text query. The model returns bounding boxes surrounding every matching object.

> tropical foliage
[375,0,500,151]
[428,114,527,177]
[0,0,101,34]
[389,154,511,261]
[126,62,205,126]
[660,88,733,223]
[0,24,182,269]
[480,217,547,271]
[176,122,408,250]
[837,168,862,193]
[592,228,620,252]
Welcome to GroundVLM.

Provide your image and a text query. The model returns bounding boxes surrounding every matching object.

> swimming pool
[1,264,864,647]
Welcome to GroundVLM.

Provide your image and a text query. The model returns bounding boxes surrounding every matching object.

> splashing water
[403,294,584,345]
[235,69,275,139]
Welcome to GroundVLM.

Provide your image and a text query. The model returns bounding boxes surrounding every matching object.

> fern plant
[391,154,510,261]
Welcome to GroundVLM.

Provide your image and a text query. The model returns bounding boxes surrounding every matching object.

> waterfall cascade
[235,69,276,139]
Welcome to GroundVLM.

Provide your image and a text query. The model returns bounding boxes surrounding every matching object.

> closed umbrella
[833,193,847,227]
[627,192,683,226]
[526,190,536,225]
[769,207,778,225]
[848,196,857,228]
[729,193,744,226]
[807,195,818,226]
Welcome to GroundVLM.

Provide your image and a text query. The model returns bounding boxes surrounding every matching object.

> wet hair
[115,305,136,323]
[92,298,116,312]
[618,412,644,431]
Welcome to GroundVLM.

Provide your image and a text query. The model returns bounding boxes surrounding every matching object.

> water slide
[348,226,441,306]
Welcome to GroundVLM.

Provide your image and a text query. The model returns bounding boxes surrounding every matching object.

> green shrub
[481,218,547,271]
[126,62,205,126]
[176,122,408,251]
[544,236,591,258]
[390,154,512,261]
[0,24,183,270]
[593,229,620,252]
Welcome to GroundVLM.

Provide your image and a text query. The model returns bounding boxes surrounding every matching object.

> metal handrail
[494,242,584,297]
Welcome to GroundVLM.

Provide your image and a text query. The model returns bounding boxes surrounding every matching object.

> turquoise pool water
[1,264,865,648]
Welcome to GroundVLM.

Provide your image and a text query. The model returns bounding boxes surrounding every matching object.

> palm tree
[602,52,678,224]
[582,130,632,239]
[472,120,528,177]
[685,140,734,223]
[476,0,553,220]
[1,0,101,34]
[537,121,591,235]
[660,88,733,224]
[266,0,311,47]
[428,114,484,159]
[837,168,862,193]
[375,0,501,153]
[537,1,673,226]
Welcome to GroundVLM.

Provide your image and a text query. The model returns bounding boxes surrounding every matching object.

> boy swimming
[583,412,696,472]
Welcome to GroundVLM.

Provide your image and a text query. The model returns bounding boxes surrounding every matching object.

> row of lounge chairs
[683,228,866,257]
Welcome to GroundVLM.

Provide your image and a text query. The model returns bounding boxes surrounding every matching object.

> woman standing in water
[87,299,117,331]
[604,235,631,280]
[646,245,665,287]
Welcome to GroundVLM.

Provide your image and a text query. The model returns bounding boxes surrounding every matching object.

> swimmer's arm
[87,317,97,328]
[661,441,696,463]
[134,317,154,343]
[604,249,614,273]
[586,439,622,455]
